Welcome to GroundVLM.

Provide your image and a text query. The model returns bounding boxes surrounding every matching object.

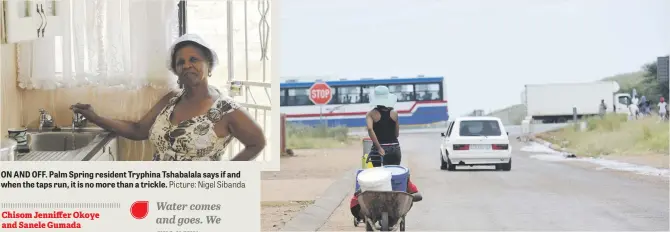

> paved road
[348,123,569,137]
[399,132,669,231]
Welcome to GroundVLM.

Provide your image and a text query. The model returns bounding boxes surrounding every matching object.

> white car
[439,116,512,171]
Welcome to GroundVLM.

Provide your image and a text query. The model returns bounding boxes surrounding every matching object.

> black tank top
[372,107,399,144]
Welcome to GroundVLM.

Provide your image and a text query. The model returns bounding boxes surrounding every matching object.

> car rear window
[459,120,502,136]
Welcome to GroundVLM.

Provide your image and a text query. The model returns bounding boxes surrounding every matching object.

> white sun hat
[166,34,219,75]
[370,86,398,108]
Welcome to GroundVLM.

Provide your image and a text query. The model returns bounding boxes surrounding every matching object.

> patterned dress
[149,87,239,161]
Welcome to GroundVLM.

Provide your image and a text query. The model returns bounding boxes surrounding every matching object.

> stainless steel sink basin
[28,131,102,151]
[13,127,115,161]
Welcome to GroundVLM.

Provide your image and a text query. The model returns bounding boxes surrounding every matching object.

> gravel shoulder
[261,143,362,231]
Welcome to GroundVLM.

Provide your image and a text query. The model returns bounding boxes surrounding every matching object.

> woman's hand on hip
[221,108,266,161]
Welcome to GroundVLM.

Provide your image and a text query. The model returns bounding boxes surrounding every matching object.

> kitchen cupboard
[93,137,119,161]
[1,0,66,44]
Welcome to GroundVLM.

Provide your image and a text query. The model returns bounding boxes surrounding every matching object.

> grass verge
[537,114,669,157]
[286,123,353,149]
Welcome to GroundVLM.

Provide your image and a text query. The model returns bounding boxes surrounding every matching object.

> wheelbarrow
[357,190,414,231]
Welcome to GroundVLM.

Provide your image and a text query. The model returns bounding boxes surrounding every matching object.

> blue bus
[280,76,449,127]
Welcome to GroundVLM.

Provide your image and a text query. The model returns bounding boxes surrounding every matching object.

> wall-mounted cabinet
[1,0,65,44]
[93,137,119,161]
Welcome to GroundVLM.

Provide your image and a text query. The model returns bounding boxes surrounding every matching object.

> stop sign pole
[309,82,333,126]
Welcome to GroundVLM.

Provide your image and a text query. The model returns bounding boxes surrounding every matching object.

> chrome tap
[38,108,55,132]
[72,111,87,130]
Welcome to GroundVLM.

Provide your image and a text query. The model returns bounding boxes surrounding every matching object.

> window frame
[334,85,363,105]
[285,87,314,106]
[178,0,187,36]
[360,85,376,104]
[387,83,415,102]
[414,82,443,102]
[280,88,287,106]
[446,121,455,137]
[458,120,503,137]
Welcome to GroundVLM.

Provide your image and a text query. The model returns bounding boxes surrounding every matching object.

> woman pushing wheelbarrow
[349,86,423,231]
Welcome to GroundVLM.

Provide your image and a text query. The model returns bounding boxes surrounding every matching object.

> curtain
[17,0,181,90]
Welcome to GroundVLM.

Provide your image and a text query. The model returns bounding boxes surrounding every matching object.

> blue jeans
[368,144,401,166]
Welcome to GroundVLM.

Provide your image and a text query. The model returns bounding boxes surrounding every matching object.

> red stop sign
[309,82,333,105]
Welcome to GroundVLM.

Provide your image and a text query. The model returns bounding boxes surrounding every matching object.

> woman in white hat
[350,85,422,222]
[366,85,401,166]
[71,34,266,161]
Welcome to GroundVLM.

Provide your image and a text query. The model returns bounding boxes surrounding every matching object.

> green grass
[286,123,352,149]
[537,114,669,157]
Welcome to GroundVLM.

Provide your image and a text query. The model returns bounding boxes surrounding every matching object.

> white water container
[0,139,17,161]
[357,167,393,192]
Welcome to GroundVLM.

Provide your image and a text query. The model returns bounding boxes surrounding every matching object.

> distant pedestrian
[629,97,640,120]
[599,99,607,119]
[640,96,649,116]
[658,97,667,121]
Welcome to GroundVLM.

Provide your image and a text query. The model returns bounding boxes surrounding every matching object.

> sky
[279,0,670,117]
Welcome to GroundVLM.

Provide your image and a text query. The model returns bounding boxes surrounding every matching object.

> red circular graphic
[130,201,149,219]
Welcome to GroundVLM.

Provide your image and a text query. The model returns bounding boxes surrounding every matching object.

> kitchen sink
[12,127,117,161]
[27,131,103,151]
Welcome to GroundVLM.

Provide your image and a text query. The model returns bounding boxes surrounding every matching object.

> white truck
[522,81,631,123]
[467,109,485,116]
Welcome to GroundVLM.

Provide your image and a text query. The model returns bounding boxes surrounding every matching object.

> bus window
[287,88,312,106]
[389,84,414,102]
[280,89,287,106]
[415,83,441,101]
[336,86,362,104]
[361,85,374,103]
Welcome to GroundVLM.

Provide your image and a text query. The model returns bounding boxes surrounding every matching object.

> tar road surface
[400,132,668,231]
